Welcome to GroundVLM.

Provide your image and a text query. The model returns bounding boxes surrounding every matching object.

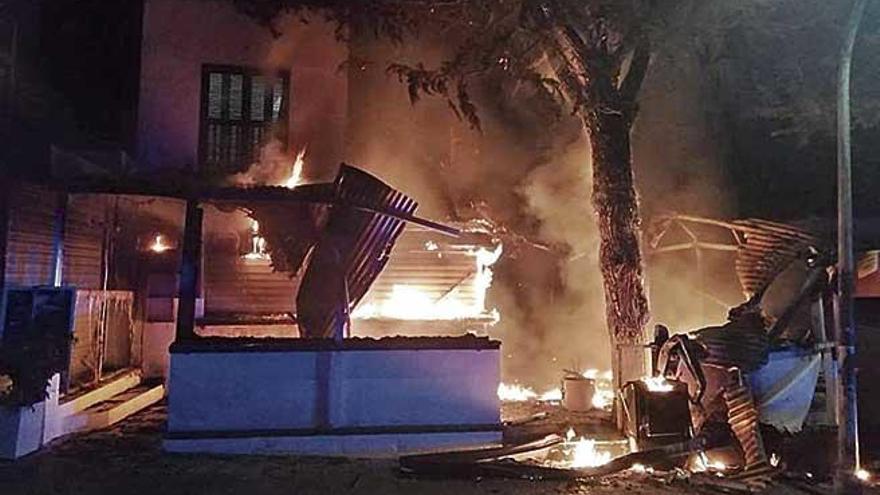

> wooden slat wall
[360,229,479,308]
[4,184,58,286]
[356,226,499,315]
[4,188,108,290]
[203,235,297,315]
[64,194,106,289]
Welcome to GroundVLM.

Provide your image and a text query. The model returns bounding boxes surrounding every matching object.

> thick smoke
[343,33,618,389]
[228,139,301,187]
[248,20,737,391]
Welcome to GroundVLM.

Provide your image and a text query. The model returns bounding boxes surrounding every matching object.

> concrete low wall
[165,337,501,456]
[143,322,176,379]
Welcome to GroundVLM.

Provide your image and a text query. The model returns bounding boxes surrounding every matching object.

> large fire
[566,428,613,468]
[540,428,626,470]
[497,368,614,409]
[497,383,537,401]
[353,244,503,320]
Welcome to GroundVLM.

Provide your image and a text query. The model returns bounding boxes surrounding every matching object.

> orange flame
[353,244,503,320]
[149,234,171,253]
[642,375,674,392]
[284,148,307,189]
[496,383,537,401]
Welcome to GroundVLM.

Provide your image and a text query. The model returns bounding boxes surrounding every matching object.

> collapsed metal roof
[649,215,823,299]
[224,165,423,339]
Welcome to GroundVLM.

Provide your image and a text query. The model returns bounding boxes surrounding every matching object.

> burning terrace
[3,162,872,494]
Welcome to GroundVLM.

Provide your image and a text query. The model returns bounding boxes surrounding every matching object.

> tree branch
[617,34,650,106]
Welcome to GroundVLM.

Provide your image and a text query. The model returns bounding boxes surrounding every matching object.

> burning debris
[498,369,614,410]
[234,163,464,338]
[497,382,538,402]
[402,215,880,492]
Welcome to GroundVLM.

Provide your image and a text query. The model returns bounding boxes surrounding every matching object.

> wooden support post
[175,200,202,342]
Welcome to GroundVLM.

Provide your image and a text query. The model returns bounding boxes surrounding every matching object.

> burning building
[5,2,877,487]
[0,0,505,458]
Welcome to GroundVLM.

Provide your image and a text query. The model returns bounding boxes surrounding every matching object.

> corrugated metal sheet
[695,318,770,373]
[4,184,58,286]
[359,227,485,308]
[731,219,819,298]
[649,215,822,300]
[858,250,879,279]
[297,165,416,338]
[724,382,768,471]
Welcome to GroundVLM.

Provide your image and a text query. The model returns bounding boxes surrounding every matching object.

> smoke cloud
[240,20,738,391]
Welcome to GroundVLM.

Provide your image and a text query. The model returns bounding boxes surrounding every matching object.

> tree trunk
[583,110,650,388]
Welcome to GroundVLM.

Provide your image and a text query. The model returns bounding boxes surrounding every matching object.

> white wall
[137,0,348,172]
[167,348,501,434]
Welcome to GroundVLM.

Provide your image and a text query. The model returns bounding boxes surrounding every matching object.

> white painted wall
[0,374,59,459]
[169,350,320,432]
[167,348,501,434]
[142,322,176,379]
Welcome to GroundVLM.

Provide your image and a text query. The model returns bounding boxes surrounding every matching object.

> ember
[584,369,614,409]
[692,452,728,473]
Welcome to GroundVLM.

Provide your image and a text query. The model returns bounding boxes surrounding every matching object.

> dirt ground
[0,403,875,495]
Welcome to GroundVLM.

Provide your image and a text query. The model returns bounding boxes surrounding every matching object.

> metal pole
[834,0,868,492]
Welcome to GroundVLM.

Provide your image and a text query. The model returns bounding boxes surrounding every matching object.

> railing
[68,290,135,392]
